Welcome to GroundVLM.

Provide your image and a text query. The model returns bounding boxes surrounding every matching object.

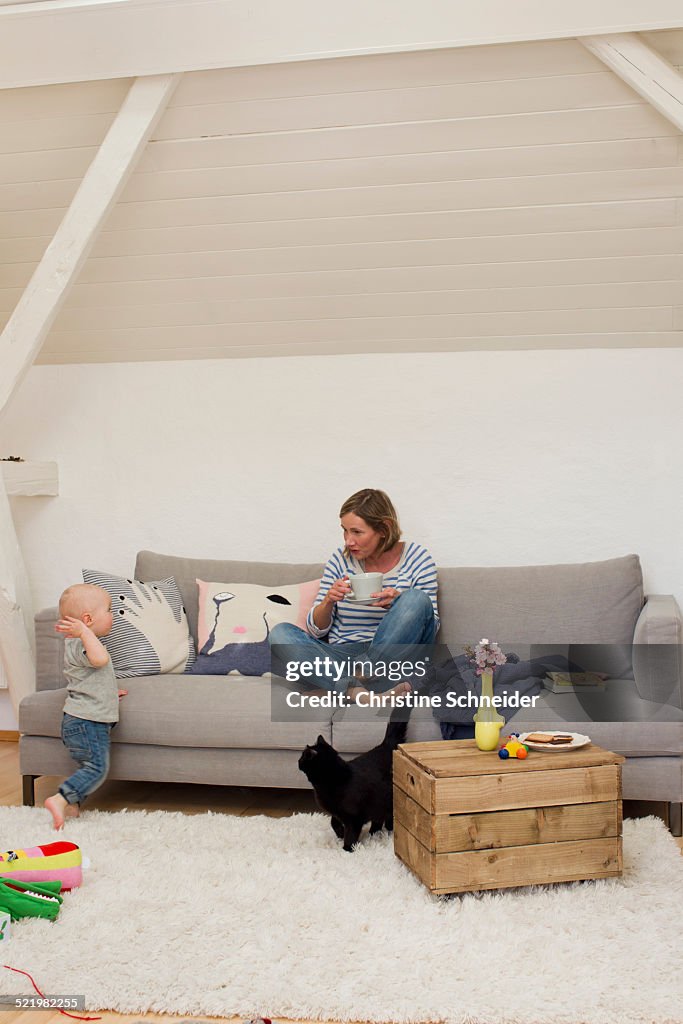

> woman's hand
[324,576,352,606]
[369,587,401,608]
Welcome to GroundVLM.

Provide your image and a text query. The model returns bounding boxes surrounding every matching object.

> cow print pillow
[186,578,320,676]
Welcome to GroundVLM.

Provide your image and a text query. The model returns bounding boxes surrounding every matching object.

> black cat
[298,710,410,851]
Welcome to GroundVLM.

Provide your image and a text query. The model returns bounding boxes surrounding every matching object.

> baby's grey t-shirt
[62,638,119,724]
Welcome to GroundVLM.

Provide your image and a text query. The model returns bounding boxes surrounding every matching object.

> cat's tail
[381,704,413,749]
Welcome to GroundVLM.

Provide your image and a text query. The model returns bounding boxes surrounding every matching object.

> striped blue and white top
[306,541,439,644]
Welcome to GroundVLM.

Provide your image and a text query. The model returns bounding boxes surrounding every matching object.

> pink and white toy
[0,841,83,890]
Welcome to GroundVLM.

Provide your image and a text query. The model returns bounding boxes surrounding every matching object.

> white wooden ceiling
[1,30,682,362]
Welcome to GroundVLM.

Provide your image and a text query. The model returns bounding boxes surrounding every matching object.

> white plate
[517,731,591,751]
[345,594,380,605]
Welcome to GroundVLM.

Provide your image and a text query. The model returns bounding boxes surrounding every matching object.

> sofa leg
[22,775,36,807]
[668,802,682,837]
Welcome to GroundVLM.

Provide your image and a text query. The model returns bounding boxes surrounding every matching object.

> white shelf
[1,460,59,496]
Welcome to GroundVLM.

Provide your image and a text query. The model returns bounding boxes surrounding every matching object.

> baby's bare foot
[64,804,80,819]
[44,794,67,830]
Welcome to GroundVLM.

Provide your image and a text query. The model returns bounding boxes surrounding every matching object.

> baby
[44,583,126,830]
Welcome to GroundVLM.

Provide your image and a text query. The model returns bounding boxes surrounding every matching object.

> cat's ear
[316,734,327,746]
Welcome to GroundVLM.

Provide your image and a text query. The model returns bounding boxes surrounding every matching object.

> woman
[269,488,438,700]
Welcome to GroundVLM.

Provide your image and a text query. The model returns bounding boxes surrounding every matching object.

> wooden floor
[1,739,681,1024]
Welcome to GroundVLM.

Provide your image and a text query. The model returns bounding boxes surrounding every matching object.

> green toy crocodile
[0,876,63,921]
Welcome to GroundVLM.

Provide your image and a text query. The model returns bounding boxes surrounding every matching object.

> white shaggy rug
[1,807,682,1024]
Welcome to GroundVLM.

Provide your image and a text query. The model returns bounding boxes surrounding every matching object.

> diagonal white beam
[0,72,180,417]
[580,33,683,132]
[0,71,178,715]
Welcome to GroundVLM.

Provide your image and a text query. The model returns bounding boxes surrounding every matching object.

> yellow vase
[473,668,505,751]
[474,720,503,751]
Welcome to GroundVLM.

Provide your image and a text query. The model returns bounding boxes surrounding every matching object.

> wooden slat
[1,196,675,246]
[4,230,682,291]
[393,785,435,849]
[397,791,620,852]
[399,738,624,776]
[3,251,682,304]
[4,133,678,191]
[35,331,683,363]
[434,765,621,815]
[641,29,683,65]
[44,281,682,333]
[153,104,680,159]
[0,112,119,156]
[134,132,681,176]
[436,802,621,851]
[67,194,683,240]
[393,750,434,813]
[0,101,674,167]
[125,164,683,207]
[37,308,676,357]
[170,40,604,106]
[0,146,97,186]
[57,218,683,264]
[0,79,130,123]
[393,819,434,889]
[153,72,638,140]
[432,837,622,893]
[4,239,683,316]
[4,164,682,216]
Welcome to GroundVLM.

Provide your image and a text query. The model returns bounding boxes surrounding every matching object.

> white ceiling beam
[2,0,683,89]
[580,33,683,132]
[0,72,179,417]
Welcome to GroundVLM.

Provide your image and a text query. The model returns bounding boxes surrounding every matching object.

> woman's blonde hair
[339,489,401,556]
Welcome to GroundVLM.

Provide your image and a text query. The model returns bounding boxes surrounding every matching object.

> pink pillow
[196,578,320,652]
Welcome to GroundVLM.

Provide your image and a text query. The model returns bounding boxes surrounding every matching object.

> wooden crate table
[393,739,624,895]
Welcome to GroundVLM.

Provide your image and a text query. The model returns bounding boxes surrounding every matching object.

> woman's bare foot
[347,680,412,704]
[44,794,68,830]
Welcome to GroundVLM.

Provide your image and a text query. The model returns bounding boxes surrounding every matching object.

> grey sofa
[19,550,683,832]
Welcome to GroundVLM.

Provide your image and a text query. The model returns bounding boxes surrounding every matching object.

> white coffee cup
[348,572,383,601]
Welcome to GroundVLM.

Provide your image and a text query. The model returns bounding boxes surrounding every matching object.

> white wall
[0,691,17,729]
[1,350,682,617]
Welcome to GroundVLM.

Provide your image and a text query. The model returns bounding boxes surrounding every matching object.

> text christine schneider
[279,655,540,710]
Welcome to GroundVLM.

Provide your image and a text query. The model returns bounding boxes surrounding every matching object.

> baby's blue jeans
[59,713,113,805]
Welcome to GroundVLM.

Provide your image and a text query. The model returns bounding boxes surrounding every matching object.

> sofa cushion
[134,551,325,644]
[188,577,320,675]
[437,554,644,679]
[82,570,195,677]
[19,675,331,751]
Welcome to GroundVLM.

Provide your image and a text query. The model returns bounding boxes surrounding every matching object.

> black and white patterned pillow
[82,570,195,678]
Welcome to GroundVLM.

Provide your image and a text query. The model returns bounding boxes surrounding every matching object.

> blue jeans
[59,713,113,806]
[269,588,437,694]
